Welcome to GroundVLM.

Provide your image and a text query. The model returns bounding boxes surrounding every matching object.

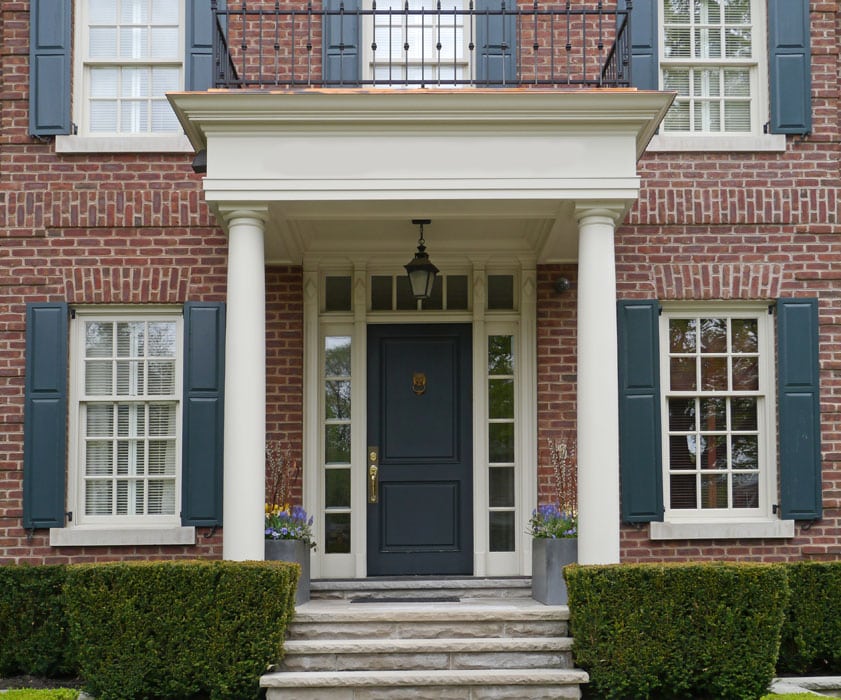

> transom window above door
[322,272,517,312]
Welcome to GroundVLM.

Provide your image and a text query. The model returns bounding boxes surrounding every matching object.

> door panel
[367,324,473,575]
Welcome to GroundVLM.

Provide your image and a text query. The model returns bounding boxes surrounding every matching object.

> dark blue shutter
[185,0,220,90]
[23,303,69,529]
[29,0,72,136]
[617,300,664,523]
[768,0,811,135]
[618,0,658,90]
[777,298,822,520]
[324,0,361,85]
[182,302,226,526]
[475,0,517,85]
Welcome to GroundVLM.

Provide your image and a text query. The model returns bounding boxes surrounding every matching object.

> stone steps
[311,576,533,600]
[262,585,588,699]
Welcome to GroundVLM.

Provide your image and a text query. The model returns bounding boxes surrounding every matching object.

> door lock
[368,446,379,503]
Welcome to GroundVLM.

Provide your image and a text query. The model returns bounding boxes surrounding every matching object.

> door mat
[350,596,461,603]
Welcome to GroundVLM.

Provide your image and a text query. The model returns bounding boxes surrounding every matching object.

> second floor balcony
[211,0,633,89]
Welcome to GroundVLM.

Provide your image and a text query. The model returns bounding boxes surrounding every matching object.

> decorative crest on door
[411,372,427,396]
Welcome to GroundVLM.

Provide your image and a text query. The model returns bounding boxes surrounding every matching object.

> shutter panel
[23,303,69,529]
[617,300,664,523]
[29,0,72,136]
[618,0,658,90]
[185,0,219,91]
[323,0,361,86]
[182,302,226,526]
[768,0,811,135]
[475,0,517,85]
[777,298,822,520]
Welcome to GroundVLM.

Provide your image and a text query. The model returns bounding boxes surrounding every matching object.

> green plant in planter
[264,441,316,549]
[528,503,577,539]
[530,436,578,538]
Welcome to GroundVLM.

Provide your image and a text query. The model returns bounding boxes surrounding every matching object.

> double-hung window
[660,0,762,134]
[661,307,773,518]
[79,0,183,136]
[72,311,182,526]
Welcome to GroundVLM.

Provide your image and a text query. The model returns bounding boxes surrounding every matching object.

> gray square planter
[265,539,311,605]
[531,537,578,605]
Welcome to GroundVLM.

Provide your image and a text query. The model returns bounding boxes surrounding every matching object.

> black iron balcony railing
[211,0,632,89]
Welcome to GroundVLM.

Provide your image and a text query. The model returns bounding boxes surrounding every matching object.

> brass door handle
[368,447,379,503]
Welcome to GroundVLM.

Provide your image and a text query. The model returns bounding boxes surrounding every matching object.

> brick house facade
[1,0,838,574]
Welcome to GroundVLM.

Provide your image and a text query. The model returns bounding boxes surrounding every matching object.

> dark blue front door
[367,324,473,575]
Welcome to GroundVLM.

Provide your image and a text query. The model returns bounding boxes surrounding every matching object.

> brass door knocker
[412,372,427,396]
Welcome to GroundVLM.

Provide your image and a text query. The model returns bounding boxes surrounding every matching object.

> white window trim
[62,306,186,543]
[658,302,782,531]
[64,0,188,151]
[658,0,771,144]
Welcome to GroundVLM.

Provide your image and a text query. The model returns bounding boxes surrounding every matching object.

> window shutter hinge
[768,303,775,315]
[72,122,78,135]
[772,503,779,515]
[70,308,76,319]
[763,121,770,134]
[65,511,73,522]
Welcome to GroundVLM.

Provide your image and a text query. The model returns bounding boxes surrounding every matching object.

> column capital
[574,202,628,225]
[217,204,270,226]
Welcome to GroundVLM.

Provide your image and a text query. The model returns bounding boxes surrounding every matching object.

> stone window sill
[649,519,795,541]
[55,135,194,154]
[50,526,196,547]
[647,133,787,153]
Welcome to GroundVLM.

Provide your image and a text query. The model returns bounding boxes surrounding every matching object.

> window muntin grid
[665,314,764,513]
[323,335,352,553]
[83,0,182,134]
[488,334,515,551]
[80,318,179,519]
[660,0,756,134]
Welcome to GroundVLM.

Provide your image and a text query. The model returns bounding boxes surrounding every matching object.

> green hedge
[566,563,789,700]
[63,560,299,700]
[0,565,74,677]
[778,561,841,674]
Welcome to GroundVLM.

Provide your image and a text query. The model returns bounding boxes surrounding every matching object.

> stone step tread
[262,668,589,689]
[292,602,570,624]
[284,636,573,655]
[312,577,531,592]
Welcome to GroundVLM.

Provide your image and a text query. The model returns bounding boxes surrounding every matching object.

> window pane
[701,473,728,508]
[699,434,727,470]
[732,473,758,508]
[148,479,176,515]
[395,276,416,310]
[701,356,727,390]
[86,480,113,515]
[669,318,696,353]
[86,360,113,395]
[488,378,514,419]
[732,435,758,470]
[670,357,696,391]
[151,0,178,24]
[489,511,515,551]
[325,380,351,419]
[731,397,757,431]
[670,435,697,470]
[371,276,392,310]
[325,276,352,312]
[664,28,690,58]
[731,318,757,351]
[446,275,469,310]
[732,356,758,390]
[326,468,351,508]
[669,398,696,431]
[325,512,351,553]
[422,276,443,310]
[488,422,514,463]
[670,474,697,509]
[325,425,351,464]
[89,27,118,57]
[700,318,727,353]
[148,360,175,394]
[120,27,150,59]
[151,101,179,132]
[488,335,513,375]
[325,337,351,377]
[150,27,179,58]
[489,467,514,507]
[89,102,118,132]
[487,275,514,310]
[89,0,117,24]
[700,397,726,431]
[86,441,113,474]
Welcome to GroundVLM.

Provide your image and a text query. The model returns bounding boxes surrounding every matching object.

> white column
[222,208,267,561]
[576,207,621,565]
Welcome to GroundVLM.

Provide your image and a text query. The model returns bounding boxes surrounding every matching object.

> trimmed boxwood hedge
[778,561,841,674]
[566,562,790,700]
[63,560,299,700]
[0,565,74,677]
